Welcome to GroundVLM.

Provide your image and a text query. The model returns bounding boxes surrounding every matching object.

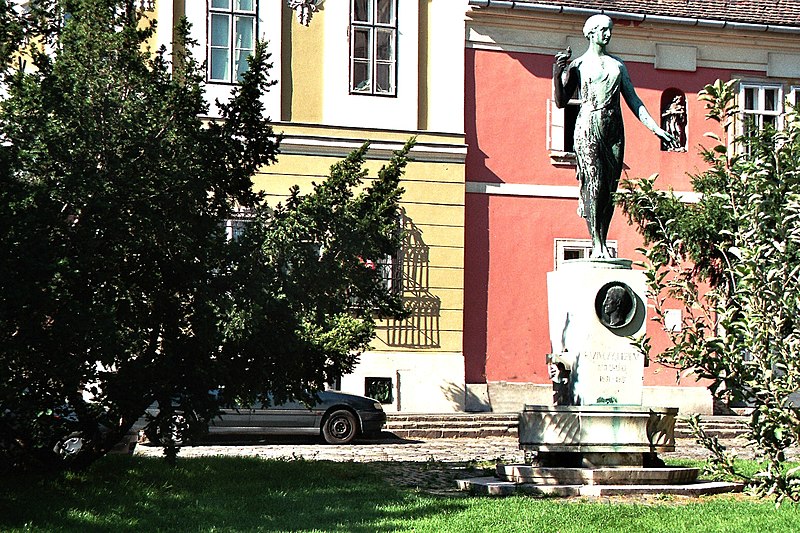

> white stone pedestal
[547,259,647,406]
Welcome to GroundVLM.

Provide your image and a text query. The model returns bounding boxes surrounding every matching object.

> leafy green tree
[618,79,800,503]
[0,0,407,472]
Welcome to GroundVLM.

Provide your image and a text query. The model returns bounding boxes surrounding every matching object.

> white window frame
[376,253,402,294]
[323,2,418,130]
[548,91,580,166]
[208,0,258,84]
[739,82,784,133]
[350,0,398,96]
[789,86,800,111]
[186,2,280,118]
[554,238,618,270]
[222,207,255,241]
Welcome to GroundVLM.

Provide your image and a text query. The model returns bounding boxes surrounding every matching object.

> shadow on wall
[441,382,492,413]
[377,210,442,348]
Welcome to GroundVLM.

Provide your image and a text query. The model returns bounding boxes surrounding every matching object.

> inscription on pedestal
[575,350,643,405]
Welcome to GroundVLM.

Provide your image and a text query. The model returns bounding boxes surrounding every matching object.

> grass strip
[1,455,798,532]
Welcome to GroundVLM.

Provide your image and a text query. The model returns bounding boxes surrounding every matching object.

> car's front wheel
[322,410,357,444]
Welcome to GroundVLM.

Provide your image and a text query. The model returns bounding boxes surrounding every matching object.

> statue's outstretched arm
[620,64,675,144]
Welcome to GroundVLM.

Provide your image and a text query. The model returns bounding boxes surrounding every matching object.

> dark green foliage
[617,79,800,503]
[0,0,406,472]
[219,142,410,407]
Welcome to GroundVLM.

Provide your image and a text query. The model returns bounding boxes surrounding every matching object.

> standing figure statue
[662,95,687,151]
[554,15,675,258]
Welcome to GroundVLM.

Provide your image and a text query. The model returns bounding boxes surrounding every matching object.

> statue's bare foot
[591,246,612,259]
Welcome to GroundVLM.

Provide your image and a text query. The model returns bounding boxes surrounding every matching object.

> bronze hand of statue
[553,46,572,75]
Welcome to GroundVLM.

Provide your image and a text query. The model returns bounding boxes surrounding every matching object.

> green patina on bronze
[553,14,676,259]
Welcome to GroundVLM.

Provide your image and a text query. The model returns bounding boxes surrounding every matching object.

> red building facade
[462,1,800,413]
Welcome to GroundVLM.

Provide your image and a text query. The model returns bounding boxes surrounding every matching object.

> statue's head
[583,14,613,40]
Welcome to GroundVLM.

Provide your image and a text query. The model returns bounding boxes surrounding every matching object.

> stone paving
[134,434,774,495]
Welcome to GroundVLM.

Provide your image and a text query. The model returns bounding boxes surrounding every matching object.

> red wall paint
[464,47,760,387]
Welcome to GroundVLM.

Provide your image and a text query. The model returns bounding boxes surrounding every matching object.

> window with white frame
[548,89,581,164]
[789,86,800,111]
[376,253,402,294]
[350,0,397,96]
[222,207,254,241]
[740,82,783,135]
[554,238,618,269]
[208,0,257,83]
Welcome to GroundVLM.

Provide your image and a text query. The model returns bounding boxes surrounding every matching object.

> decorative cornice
[278,135,468,164]
[465,180,701,203]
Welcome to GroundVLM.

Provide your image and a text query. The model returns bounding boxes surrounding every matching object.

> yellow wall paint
[282,6,325,122]
[254,140,466,353]
[417,0,429,130]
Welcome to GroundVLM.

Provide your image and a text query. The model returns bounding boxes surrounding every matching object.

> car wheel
[322,409,358,444]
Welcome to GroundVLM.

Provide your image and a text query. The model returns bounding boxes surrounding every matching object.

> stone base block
[497,464,700,485]
[455,477,581,497]
[519,405,677,458]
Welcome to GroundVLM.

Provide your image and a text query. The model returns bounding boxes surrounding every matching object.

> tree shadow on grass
[0,455,472,532]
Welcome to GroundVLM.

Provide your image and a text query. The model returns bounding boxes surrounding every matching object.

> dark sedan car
[210,390,386,444]
[144,390,386,446]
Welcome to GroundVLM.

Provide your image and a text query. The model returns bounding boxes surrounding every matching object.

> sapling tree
[618,79,800,503]
[0,0,408,472]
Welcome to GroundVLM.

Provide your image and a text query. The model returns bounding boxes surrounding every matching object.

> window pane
[210,14,230,47]
[235,16,255,49]
[375,62,393,93]
[352,0,370,22]
[235,0,255,11]
[375,28,394,61]
[376,0,394,24]
[743,114,759,136]
[744,87,756,111]
[352,28,371,60]
[211,0,230,9]
[764,88,778,112]
[352,61,371,92]
[210,48,230,81]
[235,49,252,81]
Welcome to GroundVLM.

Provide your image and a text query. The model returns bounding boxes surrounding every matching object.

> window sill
[549,151,577,167]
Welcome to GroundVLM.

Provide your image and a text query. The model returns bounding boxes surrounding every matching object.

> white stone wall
[340,352,466,413]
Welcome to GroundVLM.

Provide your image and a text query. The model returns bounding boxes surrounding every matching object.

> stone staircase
[385,413,519,439]
[384,413,749,440]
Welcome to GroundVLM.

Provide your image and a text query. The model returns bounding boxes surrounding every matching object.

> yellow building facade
[152,1,469,412]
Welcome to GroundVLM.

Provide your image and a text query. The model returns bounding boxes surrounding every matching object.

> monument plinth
[547,259,647,407]
[521,259,673,468]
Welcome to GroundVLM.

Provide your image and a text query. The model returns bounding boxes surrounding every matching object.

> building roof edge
[467,1,800,35]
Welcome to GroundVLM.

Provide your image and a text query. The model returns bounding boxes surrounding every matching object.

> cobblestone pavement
[135,435,778,495]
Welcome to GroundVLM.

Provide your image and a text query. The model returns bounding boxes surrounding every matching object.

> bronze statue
[553,15,675,259]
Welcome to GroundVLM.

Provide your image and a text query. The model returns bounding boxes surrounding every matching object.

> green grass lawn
[1,455,798,532]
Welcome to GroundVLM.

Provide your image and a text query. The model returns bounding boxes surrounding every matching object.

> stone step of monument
[384,413,748,440]
[497,464,701,485]
[456,476,744,498]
